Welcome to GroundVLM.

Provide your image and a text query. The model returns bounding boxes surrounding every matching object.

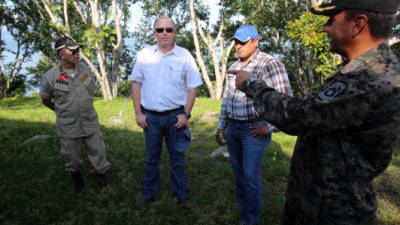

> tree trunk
[189,0,264,100]
[189,0,217,99]
[35,0,127,100]
[0,68,6,100]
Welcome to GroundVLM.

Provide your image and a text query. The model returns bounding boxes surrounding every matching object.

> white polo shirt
[129,44,203,111]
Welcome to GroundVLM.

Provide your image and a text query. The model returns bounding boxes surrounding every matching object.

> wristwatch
[183,112,191,119]
[241,78,258,90]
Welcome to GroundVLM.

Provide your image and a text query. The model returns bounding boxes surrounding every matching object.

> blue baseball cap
[231,25,259,42]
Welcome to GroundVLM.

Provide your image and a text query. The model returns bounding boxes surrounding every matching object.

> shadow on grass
[0,117,209,225]
[188,130,292,225]
[0,117,289,225]
[375,165,400,225]
[0,96,41,109]
[2,114,398,225]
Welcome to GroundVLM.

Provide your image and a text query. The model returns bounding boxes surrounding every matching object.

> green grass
[0,97,399,225]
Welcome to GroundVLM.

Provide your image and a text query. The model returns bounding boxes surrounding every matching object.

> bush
[394,138,400,156]
[118,80,132,97]
[29,91,39,97]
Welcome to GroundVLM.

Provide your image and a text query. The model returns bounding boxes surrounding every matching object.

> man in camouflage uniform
[40,37,110,197]
[229,0,400,224]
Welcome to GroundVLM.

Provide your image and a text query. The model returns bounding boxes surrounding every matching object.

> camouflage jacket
[243,43,400,224]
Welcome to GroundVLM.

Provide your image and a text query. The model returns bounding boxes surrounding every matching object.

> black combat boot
[95,173,108,189]
[71,172,85,198]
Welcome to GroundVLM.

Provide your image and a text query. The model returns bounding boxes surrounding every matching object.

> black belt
[142,105,184,115]
[229,118,263,124]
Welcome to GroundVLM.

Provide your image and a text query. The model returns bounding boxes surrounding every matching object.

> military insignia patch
[80,74,89,82]
[319,82,346,100]
[59,74,69,81]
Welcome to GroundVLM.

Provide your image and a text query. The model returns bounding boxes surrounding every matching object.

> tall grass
[0,97,399,225]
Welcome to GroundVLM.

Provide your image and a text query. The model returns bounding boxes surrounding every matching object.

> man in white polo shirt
[129,16,202,209]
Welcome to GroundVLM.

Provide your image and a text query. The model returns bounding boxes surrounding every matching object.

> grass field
[0,97,399,225]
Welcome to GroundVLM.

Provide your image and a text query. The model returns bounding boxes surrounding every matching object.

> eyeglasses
[155,27,174,33]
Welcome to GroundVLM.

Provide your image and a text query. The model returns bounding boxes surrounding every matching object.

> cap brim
[66,45,82,50]
[56,44,82,51]
[230,37,252,42]
[311,3,343,16]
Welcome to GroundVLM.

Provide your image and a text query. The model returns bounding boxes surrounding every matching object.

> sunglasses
[234,39,250,45]
[70,49,80,54]
[155,27,174,33]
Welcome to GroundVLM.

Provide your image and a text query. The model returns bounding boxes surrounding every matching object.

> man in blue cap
[216,25,292,225]
[230,0,400,224]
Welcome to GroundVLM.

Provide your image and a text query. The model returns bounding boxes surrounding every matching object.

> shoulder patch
[319,82,346,100]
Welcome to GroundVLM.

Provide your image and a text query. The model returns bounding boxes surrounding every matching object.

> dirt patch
[199,111,219,122]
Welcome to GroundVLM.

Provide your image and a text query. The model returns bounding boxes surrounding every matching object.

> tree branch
[72,1,87,24]
[310,0,324,7]
[242,0,264,24]
[389,36,400,46]
[39,0,62,27]
[63,0,71,33]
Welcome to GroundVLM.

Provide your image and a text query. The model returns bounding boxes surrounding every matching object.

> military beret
[311,0,400,16]
[55,37,82,51]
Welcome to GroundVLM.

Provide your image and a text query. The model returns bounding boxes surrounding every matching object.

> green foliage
[7,74,28,97]
[133,0,209,56]
[389,16,400,58]
[287,12,341,79]
[26,53,56,88]
[118,80,132,97]
[0,0,44,98]
[0,97,399,224]
[29,91,39,97]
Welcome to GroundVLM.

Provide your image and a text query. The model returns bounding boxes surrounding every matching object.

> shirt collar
[152,43,179,56]
[57,63,81,76]
[340,42,388,74]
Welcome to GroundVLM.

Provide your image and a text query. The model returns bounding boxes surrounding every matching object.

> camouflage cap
[311,0,400,16]
[55,37,82,51]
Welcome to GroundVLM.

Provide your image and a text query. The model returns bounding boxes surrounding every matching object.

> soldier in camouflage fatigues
[40,37,110,197]
[229,0,400,224]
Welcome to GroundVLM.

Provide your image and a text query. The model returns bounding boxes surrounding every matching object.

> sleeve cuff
[217,119,227,130]
[268,123,279,132]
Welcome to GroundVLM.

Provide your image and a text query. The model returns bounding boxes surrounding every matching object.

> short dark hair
[345,10,395,40]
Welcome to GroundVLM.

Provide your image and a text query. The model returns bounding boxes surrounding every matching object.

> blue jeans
[142,108,190,199]
[226,119,271,225]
